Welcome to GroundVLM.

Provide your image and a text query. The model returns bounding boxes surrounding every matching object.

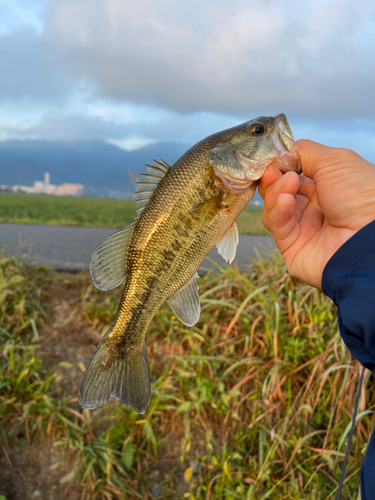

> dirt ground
[1,275,97,500]
[0,271,192,500]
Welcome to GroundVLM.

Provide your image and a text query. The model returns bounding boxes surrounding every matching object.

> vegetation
[0,250,373,499]
[0,193,136,229]
[0,193,268,235]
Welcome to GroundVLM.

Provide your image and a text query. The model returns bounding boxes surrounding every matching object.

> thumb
[296,139,339,181]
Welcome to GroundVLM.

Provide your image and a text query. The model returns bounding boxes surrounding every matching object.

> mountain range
[0,140,189,193]
[0,139,263,203]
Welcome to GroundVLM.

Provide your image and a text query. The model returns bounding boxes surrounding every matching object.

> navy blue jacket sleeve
[322,219,375,371]
[322,219,375,500]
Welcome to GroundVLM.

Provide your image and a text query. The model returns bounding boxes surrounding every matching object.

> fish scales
[110,158,254,347]
[79,113,301,413]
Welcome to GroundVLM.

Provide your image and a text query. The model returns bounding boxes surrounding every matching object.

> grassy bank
[0,251,372,499]
[0,193,268,235]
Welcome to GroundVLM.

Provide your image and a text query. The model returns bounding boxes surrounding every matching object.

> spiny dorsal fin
[91,159,171,288]
[167,273,200,326]
[90,222,136,291]
[216,222,239,264]
[146,164,165,177]
[152,159,170,172]
[135,159,171,217]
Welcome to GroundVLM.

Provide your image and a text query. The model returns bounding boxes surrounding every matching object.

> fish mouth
[271,113,301,174]
[274,113,296,152]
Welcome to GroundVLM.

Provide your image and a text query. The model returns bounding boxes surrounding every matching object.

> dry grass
[0,251,373,499]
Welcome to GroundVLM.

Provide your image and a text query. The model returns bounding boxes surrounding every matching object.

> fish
[79,113,301,414]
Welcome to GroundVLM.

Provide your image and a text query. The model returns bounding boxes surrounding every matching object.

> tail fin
[79,325,151,414]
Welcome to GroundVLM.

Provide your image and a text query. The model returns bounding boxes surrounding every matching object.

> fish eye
[249,123,265,135]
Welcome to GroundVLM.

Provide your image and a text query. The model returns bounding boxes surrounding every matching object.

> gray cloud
[38,0,375,117]
[2,109,235,144]
[1,0,375,118]
[1,0,375,151]
[0,29,75,106]
[4,109,375,167]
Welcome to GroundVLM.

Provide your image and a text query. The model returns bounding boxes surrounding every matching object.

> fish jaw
[269,113,301,174]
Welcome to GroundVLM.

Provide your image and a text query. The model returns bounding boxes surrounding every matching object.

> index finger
[258,164,283,199]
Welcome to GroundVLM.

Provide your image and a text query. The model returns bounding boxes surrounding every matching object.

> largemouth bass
[79,113,300,413]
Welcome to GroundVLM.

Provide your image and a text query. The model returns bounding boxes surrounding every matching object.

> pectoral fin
[216,222,239,263]
[167,273,200,326]
[90,222,136,291]
[186,195,222,222]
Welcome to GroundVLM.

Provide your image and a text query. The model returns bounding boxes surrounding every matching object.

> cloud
[0,107,238,145]
[2,107,375,168]
[1,0,375,151]
[2,0,375,117]
[106,137,158,151]
[38,0,375,117]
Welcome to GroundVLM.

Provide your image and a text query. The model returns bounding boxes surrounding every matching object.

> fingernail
[276,172,289,191]
[282,171,290,187]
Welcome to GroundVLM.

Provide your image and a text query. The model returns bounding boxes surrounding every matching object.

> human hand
[259,139,375,289]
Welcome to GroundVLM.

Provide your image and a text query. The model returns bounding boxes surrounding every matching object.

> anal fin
[216,222,239,263]
[167,273,200,326]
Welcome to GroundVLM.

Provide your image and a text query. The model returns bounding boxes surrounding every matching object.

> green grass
[0,193,136,228]
[0,193,268,235]
[236,207,267,235]
[0,251,372,499]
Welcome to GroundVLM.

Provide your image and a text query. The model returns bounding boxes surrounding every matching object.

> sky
[1,0,375,161]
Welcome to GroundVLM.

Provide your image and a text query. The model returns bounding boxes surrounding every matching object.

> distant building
[33,178,56,194]
[13,184,39,194]
[11,172,83,197]
[53,183,84,196]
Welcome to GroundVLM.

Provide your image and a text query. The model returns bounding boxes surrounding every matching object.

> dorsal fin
[91,159,171,289]
[90,222,136,291]
[135,159,171,217]
[151,159,170,173]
